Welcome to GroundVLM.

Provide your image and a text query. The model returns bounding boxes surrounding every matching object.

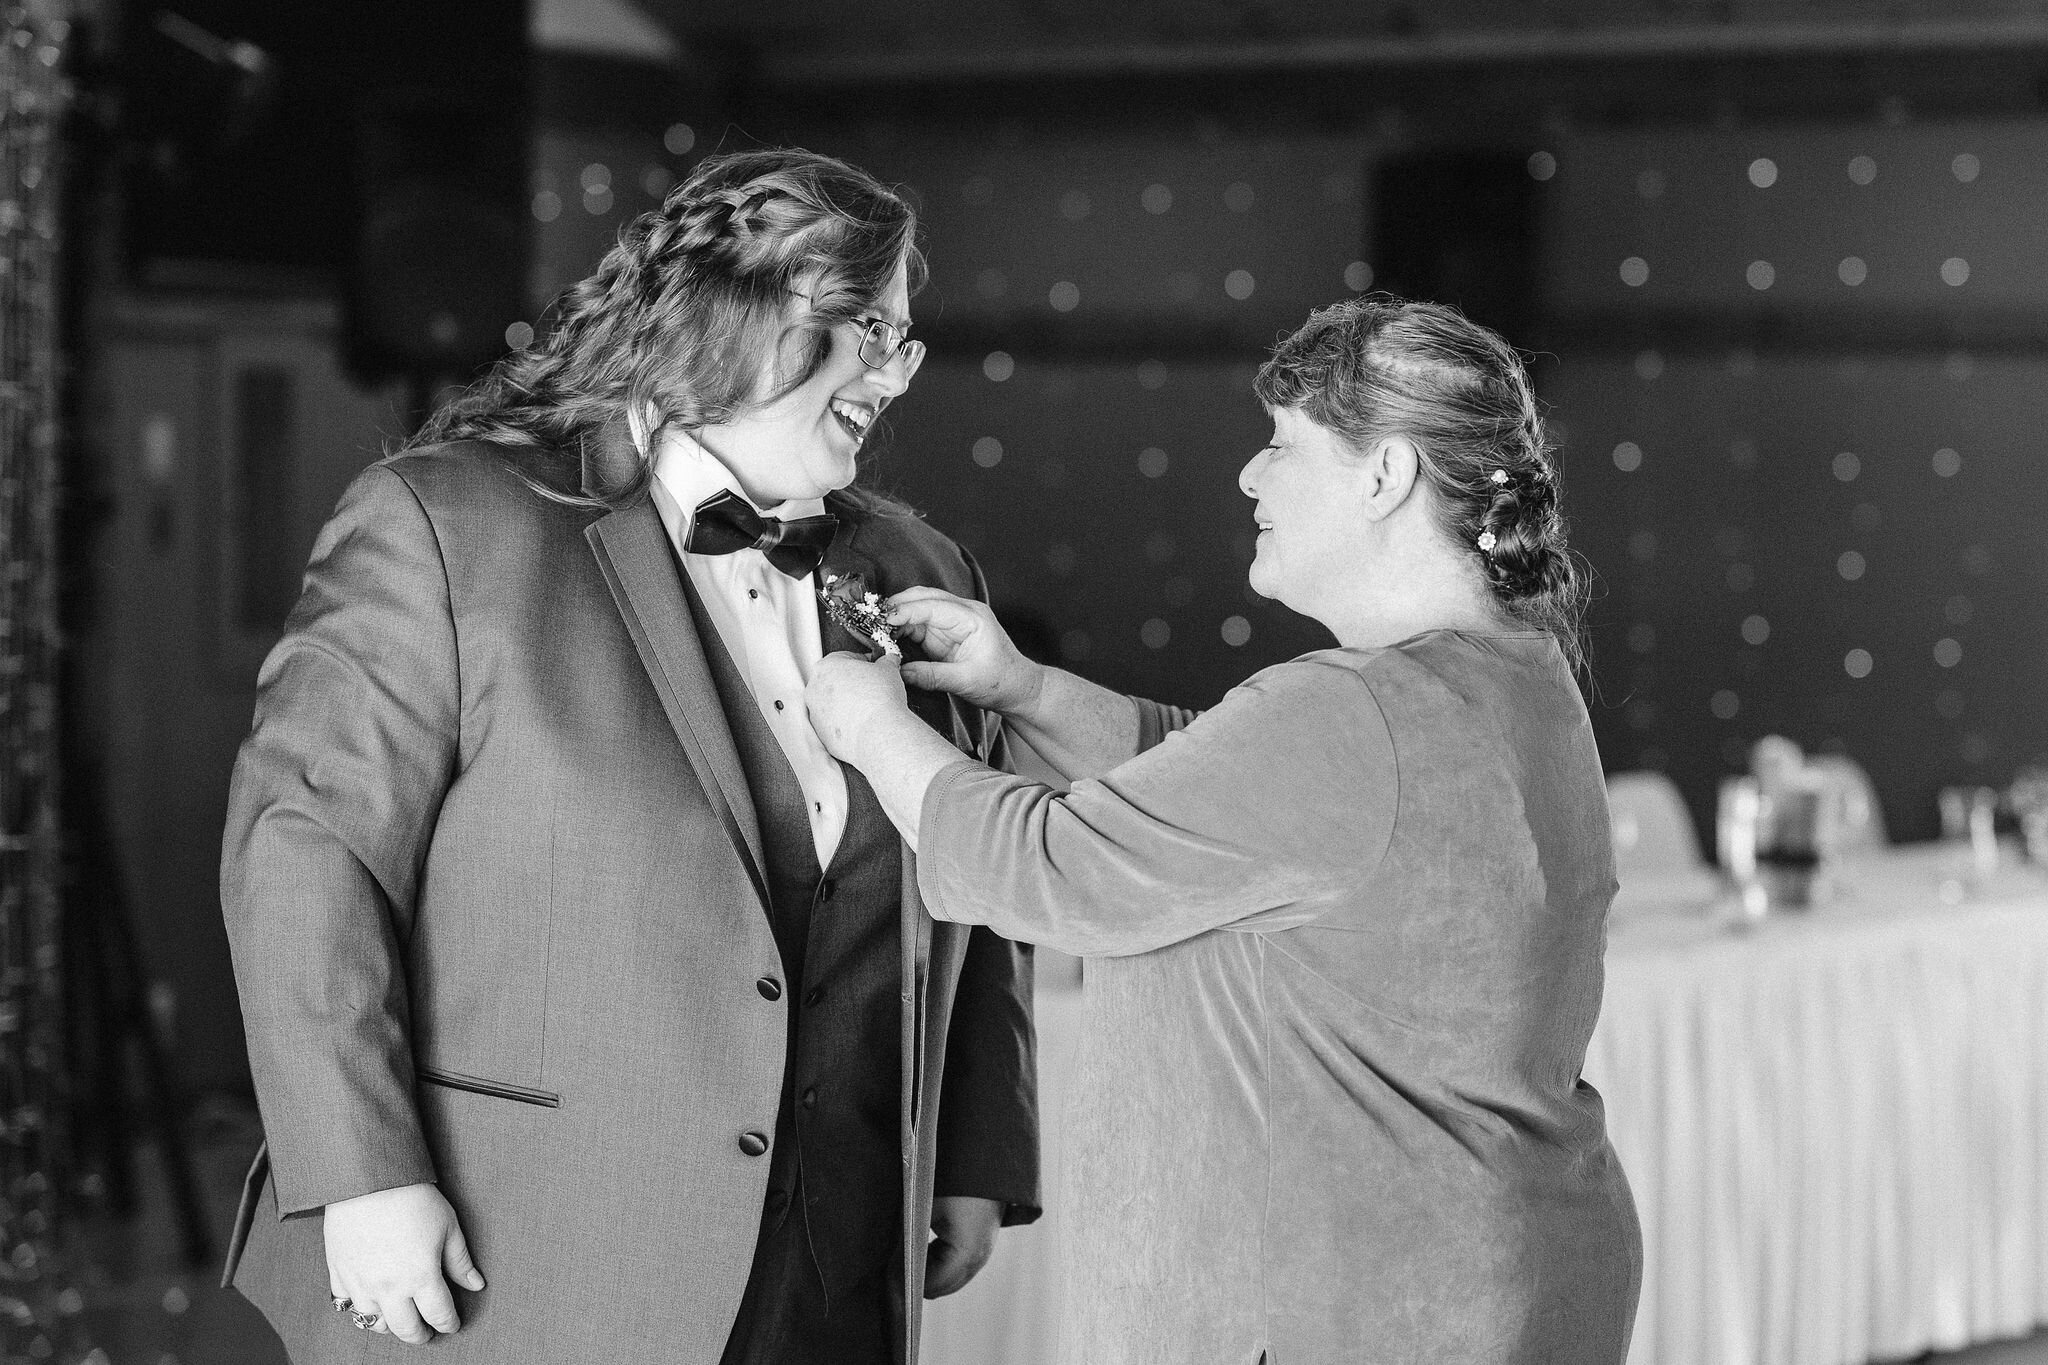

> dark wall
[1535,119,2048,841]
[123,0,529,274]
[123,0,532,380]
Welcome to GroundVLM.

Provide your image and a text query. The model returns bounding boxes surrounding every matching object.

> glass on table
[1935,785,2002,901]
[1755,784,1824,910]
[1716,778,1770,925]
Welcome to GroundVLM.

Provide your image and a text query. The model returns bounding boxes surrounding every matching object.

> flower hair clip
[1477,530,1499,553]
[1489,468,1510,486]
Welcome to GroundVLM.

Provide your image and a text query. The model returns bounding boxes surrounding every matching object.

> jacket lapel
[582,424,771,910]
[817,518,883,659]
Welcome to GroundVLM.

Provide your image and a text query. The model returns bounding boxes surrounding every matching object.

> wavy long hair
[408,147,927,510]
[1254,295,1591,671]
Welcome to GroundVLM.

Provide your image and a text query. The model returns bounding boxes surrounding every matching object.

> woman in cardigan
[806,297,1641,1364]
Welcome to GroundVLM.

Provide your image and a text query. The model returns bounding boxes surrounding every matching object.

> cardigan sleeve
[917,656,1398,959]
[1130,694,1201,754]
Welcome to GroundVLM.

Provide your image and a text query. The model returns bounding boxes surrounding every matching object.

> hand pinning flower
[819,572,902,659]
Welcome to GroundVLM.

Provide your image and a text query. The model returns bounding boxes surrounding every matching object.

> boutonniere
[818,571,902,659]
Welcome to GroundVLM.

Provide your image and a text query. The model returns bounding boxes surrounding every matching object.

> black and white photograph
[4,2,2048,1363]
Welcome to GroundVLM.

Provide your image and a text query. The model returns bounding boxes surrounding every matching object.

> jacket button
[738,1131,770,1157]
[756,976,782,1001]
[800,1086,817,1110]
[804,986,824,1008]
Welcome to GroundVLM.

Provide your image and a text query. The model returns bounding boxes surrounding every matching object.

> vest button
[804,986,824,1008]
[800,1086,818,1110]
[818,879,836,902]
[738,1130,770,1157]
[756,976,781,1001]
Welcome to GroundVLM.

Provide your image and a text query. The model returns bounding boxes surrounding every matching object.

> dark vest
[679,574,905,1300]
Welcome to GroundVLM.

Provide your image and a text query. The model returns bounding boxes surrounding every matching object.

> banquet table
[924,845,2048,1365]
[1590,845,2048,1365]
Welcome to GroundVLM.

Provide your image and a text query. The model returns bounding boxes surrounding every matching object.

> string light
[1,10,91,1360]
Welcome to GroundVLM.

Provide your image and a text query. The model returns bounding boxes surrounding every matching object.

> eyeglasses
[852,315,925,376]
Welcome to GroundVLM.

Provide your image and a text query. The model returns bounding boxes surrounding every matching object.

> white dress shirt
[646,426,848,870]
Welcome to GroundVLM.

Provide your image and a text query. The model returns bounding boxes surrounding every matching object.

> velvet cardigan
[917,631,1642,1365]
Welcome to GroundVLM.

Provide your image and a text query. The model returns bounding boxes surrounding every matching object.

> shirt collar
[650,425,828,534]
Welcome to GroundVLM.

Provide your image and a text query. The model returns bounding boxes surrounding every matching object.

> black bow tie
[683,488,839,579]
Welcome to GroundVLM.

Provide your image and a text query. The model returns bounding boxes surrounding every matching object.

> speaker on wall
[1369,150,1540,347]
[349,87,529,380]
[118,2,531,383]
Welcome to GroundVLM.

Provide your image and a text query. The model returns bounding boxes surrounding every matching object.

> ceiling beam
[761,20,2048,90]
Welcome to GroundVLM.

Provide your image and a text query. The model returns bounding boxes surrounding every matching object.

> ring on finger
[350,1308,380,1331]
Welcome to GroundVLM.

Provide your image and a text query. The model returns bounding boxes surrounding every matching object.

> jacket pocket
[415,1066,561,1108]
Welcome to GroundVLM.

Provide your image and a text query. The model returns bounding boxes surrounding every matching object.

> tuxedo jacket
[218,426,1039,1364]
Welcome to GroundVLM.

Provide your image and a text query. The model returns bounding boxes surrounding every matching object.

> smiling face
[1237,405,1373,618]
[694,258,915,507]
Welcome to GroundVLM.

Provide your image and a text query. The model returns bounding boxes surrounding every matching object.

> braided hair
[409,148,926,508]
[1252,295,1589,669]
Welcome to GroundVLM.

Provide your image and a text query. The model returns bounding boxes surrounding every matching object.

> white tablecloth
[1587,846,2048,1365]
[925,848,2048,1365]
[922,980,1083,1365]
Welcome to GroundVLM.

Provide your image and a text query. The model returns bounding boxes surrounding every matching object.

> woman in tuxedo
[220,148,1038,1364]
[808,297,1642,1364]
